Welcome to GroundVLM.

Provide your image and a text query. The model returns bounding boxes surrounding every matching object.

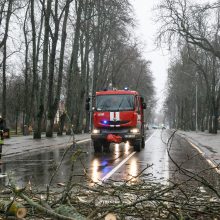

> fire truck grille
[101,128,130,134]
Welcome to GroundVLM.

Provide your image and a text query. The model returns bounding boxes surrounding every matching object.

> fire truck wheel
[103,141,110,153]
[93,141,102,153]
[141,137,145,148]
[134,141,141,152]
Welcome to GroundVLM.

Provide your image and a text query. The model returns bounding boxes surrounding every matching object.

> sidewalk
[177,130,220,167]
[2,133,91,158]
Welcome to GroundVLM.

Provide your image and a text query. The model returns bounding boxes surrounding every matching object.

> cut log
[0,200,27,219]
[105,213,117,220]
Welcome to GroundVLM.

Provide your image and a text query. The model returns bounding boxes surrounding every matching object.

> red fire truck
[87,89,146,152]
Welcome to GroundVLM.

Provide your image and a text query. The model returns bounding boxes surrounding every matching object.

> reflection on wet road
[104,130,169,183]
[0,129,219,191]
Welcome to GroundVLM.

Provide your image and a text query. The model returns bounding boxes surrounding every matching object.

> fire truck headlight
[92,129,100,134]
[130,128,140,134]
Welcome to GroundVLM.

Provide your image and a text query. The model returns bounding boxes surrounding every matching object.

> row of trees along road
[157,0,220,134]
[0,0,155,138]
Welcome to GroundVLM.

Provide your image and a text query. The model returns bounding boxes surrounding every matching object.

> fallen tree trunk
[19,192,86,220]
[0,200,27,219]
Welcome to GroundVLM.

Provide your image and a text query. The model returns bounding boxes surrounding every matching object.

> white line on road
[101,131,156,182]
[76,138,91,144]
[64,138,91,147]
[145,131,156,144]
[101,151,136,182]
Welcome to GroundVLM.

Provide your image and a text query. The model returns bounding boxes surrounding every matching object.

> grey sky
[131,0,170,111]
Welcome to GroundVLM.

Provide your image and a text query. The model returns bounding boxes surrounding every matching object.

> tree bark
[23,2,30,133]
[66,0,82,133]
[0,0,13,50]
[1,0,13,122]
[46,0,60,137]
[46,0,72,137]
[34,0,52,139]
[2,42,7,120]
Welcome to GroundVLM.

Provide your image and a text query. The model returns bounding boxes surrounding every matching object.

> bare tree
[65,0,83,134]
[1,0,13,120]
[0,0,155,136]
[157,0,220,133]
[33,0,52,139]
[46,0,73,137]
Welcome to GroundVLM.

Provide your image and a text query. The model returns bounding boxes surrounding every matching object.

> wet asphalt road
[0,129,219,192]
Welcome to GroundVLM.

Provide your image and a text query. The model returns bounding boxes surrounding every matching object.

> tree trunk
[0,200,27,219]
[212,106,219,134]
[2,42,7,120]
[30,0,39,137]
[23,3,30,130]
[29,0,44,133]
[66,0,82,132]
[0,0,13,50]
[85,48,90,132]
[47,0,72,137]
[57,112,66,136]
[46,0,60,138]
[1,0,13,123]
[34,0,52,139]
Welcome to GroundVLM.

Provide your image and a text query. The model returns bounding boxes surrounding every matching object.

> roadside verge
[176,130,220,173]
[2,133,91,158]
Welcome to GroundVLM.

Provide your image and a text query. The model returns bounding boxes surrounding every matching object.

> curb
[176,132,220,174]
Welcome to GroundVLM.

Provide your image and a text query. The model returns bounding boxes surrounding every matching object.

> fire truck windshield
[96,94,134,111]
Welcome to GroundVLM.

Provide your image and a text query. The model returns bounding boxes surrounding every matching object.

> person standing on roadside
[0,116,6,163]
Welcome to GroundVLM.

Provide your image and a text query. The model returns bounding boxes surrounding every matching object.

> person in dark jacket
[0,115,6,163]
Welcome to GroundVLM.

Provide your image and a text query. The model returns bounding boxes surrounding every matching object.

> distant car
[152,125,158,129]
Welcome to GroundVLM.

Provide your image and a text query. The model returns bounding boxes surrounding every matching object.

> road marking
[145,132,156,144]
[76,138,91,144]
[63,138,91,147]
[101,151,136,182]
[101,131,156,182]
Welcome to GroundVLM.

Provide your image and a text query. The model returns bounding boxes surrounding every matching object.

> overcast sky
[131,0,170,111]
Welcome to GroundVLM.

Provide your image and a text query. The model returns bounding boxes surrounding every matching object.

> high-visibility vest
[0,139,3,145]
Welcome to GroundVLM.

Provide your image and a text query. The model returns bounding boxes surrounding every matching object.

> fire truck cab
[88,89,146,153]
